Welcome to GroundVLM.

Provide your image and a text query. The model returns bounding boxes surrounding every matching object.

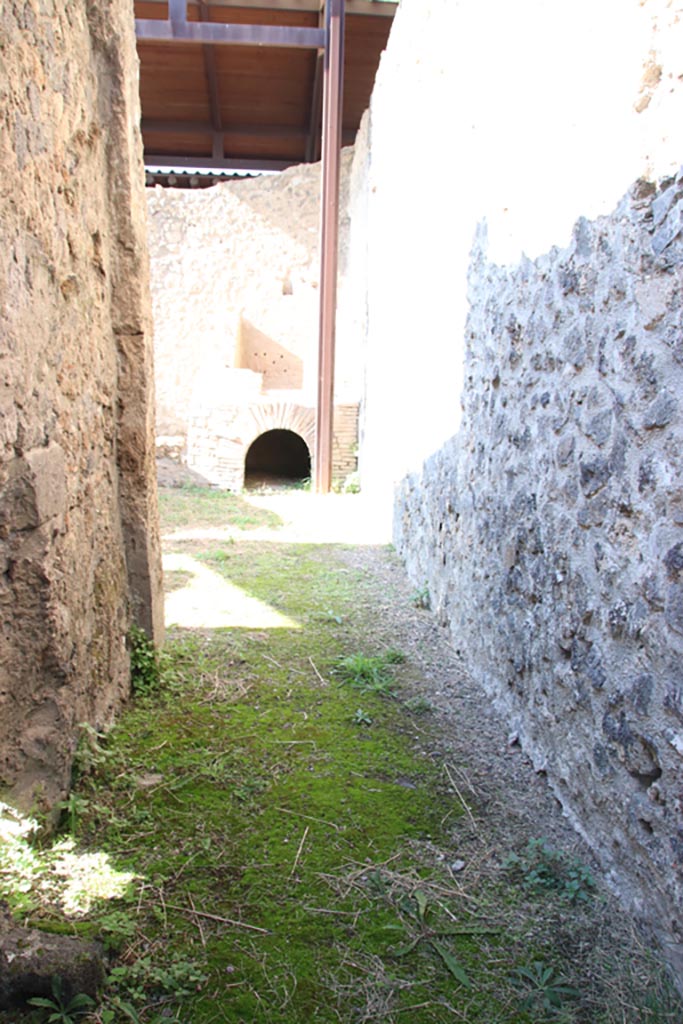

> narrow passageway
[7,485,675,1024]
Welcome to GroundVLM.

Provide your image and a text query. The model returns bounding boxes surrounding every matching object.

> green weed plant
[27,977,94,1024]
[503,837,596,904]
[335,649,404,696]
[128,625,161,697]
[512,960,580,1018]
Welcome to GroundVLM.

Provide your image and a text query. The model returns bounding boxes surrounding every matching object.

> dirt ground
[161,482,607,882]
[155,476,679,1017]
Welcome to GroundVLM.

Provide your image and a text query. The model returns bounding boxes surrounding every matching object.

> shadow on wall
[235,319,304,390]
[244,429,311,487]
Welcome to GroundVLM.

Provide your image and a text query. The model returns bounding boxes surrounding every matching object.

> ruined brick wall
[147,153,360,489]
[147,152,359,439]
[350,0,683,979]
[0,0,163,815]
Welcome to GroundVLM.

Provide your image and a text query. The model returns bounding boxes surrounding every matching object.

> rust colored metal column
[314,0,345,494]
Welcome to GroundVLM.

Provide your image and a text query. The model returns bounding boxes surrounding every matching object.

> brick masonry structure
[147,153,361,490]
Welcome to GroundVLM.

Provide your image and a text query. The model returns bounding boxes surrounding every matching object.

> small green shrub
[403,695,434,715]
[352,708,373,726]
[335,651,404,696]
[98,996,167,1024]
[128,625,161,697]
[97,909,138,952]
[410,583,430,609]
[512,960,580,1016]
[503,838,595,904]
[342,471,361,494]
[71,723,110,783]
[107,954,207,1003]
[57,791,90,836]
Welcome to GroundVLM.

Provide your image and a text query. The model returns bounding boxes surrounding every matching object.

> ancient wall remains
[1,0,163,815]
[147,153,361,489]
[349,0,683,498]
[349,0,683,979]
[396,178,683,972]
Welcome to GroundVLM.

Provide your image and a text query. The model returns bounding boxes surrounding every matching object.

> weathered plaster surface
[349,0,683,497]
[349,0,683,980]
[1,0,163,813]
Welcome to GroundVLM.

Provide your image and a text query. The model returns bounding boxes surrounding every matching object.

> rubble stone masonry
[350,0,683,981]
[0,0,163,815]
[396,177,683,972]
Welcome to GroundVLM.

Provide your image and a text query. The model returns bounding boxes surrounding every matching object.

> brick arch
[238,403,316,489]
[186,399,357,492]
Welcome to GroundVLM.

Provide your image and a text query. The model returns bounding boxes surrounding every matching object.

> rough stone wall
[348,0,683,981]
[0,0,163,815]
[396,176,683,972]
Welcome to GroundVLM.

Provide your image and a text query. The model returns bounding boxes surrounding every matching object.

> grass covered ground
[1,486,680,1024]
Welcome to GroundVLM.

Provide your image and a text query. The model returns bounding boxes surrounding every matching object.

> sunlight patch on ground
[53,841,137,915]
[0,802,36,841]
[163,553,301,630]
[160,493,392,546]
[0,803,136,917]
[243,493,393,545]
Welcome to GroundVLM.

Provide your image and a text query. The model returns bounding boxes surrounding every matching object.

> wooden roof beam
[142,121,356,147]
[197,1,224,159]
[305,9,324,163]
[144,120,285,138]
[136,16,326,47]
[144,153,294,170]
[138,0,395,17]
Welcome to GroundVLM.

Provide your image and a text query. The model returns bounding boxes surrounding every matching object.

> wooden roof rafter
[195,0,224,159]
[135,0,395,170]
[138,0,395,16]
[136,13,326,47]
[305,6,325,163]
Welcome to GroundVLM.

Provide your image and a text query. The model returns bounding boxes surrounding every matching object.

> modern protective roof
[134,0,397,171]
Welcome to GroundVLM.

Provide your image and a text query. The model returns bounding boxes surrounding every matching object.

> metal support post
[314,0,345,494]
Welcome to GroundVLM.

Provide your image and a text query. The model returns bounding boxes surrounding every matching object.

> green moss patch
[158,485,283,533]
[2,496,681,1024]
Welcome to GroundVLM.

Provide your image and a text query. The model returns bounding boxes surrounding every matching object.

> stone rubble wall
[147,152,361,483]
[396,177,683,973]
[348,0,683,980]
[0,0,163,815]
